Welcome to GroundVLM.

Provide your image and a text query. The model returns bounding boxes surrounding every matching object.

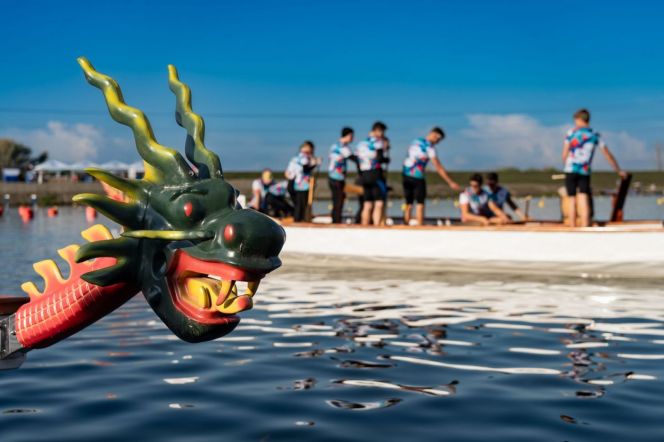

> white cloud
[460,114,649,170]
[1,121,102,162]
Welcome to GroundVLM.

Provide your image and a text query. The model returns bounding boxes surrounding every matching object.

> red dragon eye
[223,224,236,244]
[183,202,193,217]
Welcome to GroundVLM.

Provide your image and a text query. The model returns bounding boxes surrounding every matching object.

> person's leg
[564,173,578,227]
[287,180,296,203]
[376,178,388,225]
[267,194,291,217]
[361,200,373,225]
[577,175,592,227]
[415,204,425,225]
[373,200,384,226]
[293,193,302,221]
[577,193,590,227]
[330,179,344,224]
[404,204,413,224]
[294,191,308,222]
[415,179,426,225]
[355,194,364,224]
[403,176,414,225]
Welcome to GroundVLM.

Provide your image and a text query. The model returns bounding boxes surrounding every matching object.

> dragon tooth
[216,280,236,306]
[246,281,260,296]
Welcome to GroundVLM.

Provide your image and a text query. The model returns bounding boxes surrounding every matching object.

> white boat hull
[282,224,664,279]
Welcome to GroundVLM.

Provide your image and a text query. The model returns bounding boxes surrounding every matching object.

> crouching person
[250,169,293,218]
[459,173,509,226]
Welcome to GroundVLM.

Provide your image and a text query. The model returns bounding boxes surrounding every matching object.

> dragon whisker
[121,230,214,240]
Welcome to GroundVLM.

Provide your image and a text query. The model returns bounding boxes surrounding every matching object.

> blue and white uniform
[286,153,316,191]
[564,127,606,175]
[328,142,354,181]
[459,187,492,217]
[402,137,437,179]
[355,136,385,172]
[485,185,510,209]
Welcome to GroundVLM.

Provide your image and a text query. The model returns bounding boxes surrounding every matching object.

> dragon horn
[77,57,193,184]
[168,65,223,179]
[72,193,143,230]
[84,167,144,199]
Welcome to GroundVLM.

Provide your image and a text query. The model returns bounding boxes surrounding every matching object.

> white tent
[34,159,70,172]
[99,160,131,171]
[69,160,101,171]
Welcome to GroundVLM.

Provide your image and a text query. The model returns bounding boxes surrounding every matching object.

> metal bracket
[0,315,26,369]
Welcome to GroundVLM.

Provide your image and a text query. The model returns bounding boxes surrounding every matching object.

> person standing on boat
[249,168,293,217]
[328,127,357,224]
[562,109,627,227]
[402,127,460,225]
[459,173,509,225]
[285,141,321,222]
[355,121,389,225]
[484,172,526,221]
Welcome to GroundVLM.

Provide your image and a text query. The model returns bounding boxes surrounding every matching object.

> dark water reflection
[1,208,664,441]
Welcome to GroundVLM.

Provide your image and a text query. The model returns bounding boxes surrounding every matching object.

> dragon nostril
[223,224,236,246]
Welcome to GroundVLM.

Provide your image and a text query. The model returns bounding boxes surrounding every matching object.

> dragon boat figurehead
[72,58,286,342]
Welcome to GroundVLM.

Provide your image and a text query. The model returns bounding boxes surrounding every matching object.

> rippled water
[1,208,664,441]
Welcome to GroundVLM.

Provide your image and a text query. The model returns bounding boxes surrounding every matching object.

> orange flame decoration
[20,225,116,299]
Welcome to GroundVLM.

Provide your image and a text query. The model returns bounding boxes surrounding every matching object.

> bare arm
[431,157,460,190]
[601,146,627,178]
[251,189,262,210]
[506,195,526,220]
[562,140,570,163]
[488,200,510,224]
[461,203,489,225]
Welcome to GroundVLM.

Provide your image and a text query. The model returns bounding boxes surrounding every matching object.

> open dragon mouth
[167,250,266,324]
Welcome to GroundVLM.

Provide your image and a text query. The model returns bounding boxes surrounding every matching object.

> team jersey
[564,127,606,175]
[355,136,385,172]
[485,185,510,209]
[459,187,492,216]
[328,141,353,181]
[402,137,437,179]
[286,153,316,191]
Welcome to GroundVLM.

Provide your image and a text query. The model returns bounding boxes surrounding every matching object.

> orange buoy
[18,205,34,223]
[85,206,97,222]
[47,206,59,217]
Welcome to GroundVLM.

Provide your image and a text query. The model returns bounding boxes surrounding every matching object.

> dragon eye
[178,199,204,224]
[223,224,235,244]
[184,202,193,217]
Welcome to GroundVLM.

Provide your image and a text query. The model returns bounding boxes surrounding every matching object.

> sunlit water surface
[1,208,664,441]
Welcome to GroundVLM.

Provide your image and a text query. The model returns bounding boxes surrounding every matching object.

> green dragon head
[72,58,285,343]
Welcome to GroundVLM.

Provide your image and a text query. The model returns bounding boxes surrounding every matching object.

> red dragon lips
[167,250,264,324]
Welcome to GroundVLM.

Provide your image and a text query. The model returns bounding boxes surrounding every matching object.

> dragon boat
[281,219,664,279]
[0,58,285,369]
[281,178,664,279]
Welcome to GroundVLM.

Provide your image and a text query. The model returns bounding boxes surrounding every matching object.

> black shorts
[402,175,426,204]
[565,173,591,196]
[361,169,387,202]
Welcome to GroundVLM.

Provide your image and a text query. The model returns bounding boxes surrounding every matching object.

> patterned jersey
[355,136,385,172]
[564,127,606,175]
[286,153,316,191]
[459,187,492,216]
[402,137,437,179]
[252,178,288,198]
[485,185,510,209]
[328,142,353,181]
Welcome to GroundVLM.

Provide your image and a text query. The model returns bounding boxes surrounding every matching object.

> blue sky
[1,0,664,171]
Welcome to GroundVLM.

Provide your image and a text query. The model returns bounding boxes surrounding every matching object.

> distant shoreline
[2,170,662,205]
